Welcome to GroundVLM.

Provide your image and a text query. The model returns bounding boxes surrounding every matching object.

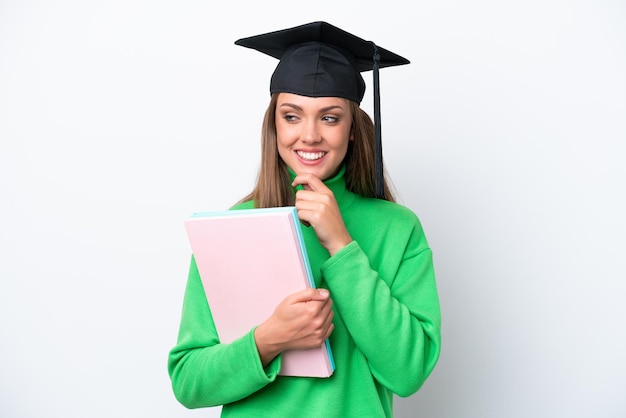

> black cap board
[235,21,410,198]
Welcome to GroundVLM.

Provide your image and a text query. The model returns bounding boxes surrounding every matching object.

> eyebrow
[278,103,345,113]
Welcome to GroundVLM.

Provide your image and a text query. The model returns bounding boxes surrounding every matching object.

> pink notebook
[184,206,335,378]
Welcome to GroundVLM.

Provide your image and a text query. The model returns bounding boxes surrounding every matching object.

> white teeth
[297,151,326,161]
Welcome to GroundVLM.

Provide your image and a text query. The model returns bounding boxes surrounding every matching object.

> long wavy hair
[239,93,396,208]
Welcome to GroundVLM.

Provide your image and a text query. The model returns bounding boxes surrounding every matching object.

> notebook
[184,206,335,378]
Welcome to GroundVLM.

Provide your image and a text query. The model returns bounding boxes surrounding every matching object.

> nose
[300,120,321,144]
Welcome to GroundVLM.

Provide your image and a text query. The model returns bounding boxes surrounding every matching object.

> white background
[1,1,625,417]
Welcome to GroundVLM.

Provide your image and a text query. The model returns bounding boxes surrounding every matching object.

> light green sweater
[168,166,441,417]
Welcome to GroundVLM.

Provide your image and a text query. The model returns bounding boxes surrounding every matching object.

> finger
[288,287,330,304]
[292,173,327,192]
[294,196,335,227]
[295,190,334,207]
[312,295,333,315]
[325,322,335,339]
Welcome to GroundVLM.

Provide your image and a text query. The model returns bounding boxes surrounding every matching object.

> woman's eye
[283,114,299,122]
[322,115,339,123]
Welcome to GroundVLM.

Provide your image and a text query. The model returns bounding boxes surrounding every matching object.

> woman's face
[275,93,352,180]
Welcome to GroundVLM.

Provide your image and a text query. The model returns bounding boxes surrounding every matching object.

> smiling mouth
[296,151,327,161]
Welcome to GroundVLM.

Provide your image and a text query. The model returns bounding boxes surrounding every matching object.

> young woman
[168,22,441,417]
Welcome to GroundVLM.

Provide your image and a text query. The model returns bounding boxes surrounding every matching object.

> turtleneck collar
[287,165,354,210]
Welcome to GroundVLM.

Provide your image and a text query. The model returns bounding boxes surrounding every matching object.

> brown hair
[238,94,396,208]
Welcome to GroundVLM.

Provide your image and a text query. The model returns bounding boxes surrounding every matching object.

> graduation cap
[235,21,410,198]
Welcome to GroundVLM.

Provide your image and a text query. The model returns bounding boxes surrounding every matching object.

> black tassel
[372,43,384,199]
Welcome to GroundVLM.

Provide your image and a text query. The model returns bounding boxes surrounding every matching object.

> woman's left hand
[292,173,352,256]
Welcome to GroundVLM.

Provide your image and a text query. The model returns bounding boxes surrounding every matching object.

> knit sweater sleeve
[167,256,281,408]
[320,212,441,397]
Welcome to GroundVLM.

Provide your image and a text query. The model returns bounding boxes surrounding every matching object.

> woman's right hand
[253,288,334,366]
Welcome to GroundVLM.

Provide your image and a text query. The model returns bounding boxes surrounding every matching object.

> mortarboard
[235,21,410,198]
